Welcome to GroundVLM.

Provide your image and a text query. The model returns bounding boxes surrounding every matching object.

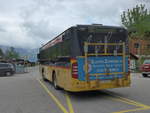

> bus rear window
[88,27,118,33]
[77,27,128,55]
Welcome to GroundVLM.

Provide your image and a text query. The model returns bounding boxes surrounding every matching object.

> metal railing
[84,42,126,82]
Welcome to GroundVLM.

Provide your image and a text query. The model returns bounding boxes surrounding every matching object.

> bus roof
[76,24,125,29]
[40,27,72,51]
[40,24,126,51]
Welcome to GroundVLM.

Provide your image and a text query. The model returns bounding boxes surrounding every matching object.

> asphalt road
[0,67,150,113]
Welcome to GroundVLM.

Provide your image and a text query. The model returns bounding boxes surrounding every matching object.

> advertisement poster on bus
[77,56,128,81]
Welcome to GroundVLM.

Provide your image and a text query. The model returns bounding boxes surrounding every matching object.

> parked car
[0,63,15,76]
[140,59,150,77]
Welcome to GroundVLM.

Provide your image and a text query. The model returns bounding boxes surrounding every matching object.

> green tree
[5,47,20,59]
[121,4,150,38]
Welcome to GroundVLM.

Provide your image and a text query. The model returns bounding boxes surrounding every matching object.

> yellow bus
[38,24,131,92]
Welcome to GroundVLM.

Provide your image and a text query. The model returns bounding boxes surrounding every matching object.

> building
[129,39,150,71]
[129,39,150,55]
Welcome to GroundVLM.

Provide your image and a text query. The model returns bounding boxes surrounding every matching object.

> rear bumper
[142,72,150,75]
[65,77,131,92]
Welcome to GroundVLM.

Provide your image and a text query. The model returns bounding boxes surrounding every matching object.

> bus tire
[42,68,47,81]
[52,72,59,90]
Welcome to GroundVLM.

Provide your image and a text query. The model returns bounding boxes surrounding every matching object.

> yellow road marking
[110,97,141,107]
[108,95,149,107]
[113,107,150,113]
[110,94,149,107]
[103,91,150,113]
[111,97,150,113]
[65,93,75,113]
[37,80,150,113]
[37,79,69,113]
[103,91,144,106]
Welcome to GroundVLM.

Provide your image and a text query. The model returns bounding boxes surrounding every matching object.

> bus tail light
[72,62,78,79]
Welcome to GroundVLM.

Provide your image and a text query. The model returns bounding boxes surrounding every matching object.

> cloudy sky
[0,0,149,49]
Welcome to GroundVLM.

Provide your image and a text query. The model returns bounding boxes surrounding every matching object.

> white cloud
[0,0,149,48]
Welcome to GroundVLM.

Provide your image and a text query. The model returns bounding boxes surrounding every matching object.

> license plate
[144,66,149,68]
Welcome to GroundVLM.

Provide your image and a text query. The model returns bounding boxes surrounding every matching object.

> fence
[15,65,28,73]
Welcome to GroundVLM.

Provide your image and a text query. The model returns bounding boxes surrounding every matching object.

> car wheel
[6,72,12,76]
[142,74,148,77]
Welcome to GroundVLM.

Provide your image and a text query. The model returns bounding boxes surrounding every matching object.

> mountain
[0,45,38,62]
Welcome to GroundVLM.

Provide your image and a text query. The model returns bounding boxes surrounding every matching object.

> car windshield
[143,60,150,64]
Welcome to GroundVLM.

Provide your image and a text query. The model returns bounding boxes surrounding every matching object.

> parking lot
[0,66,150,113]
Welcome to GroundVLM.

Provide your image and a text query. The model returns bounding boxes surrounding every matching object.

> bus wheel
[53,73,59,90]
[42,69,47,81]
